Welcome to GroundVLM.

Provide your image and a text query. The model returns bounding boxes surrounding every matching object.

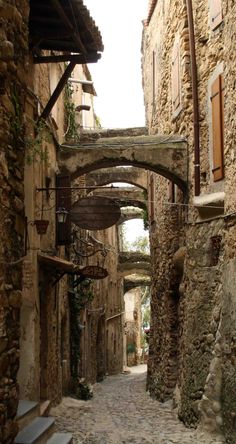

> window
[211,74,224,181]
[210,0,223,30]
[171,38,181,116]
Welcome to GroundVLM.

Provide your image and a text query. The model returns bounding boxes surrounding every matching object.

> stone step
[17,400,39,432]
[46,433,73,444]
[40,400,51,417]
[15,416,55,444]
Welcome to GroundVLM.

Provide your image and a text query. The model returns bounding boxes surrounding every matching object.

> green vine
[10,87,24,148]
[69,279,94,382]
[25,118,51,165]
[127,343,136,354]
[142,207,149,230]
[10,89,51,165]
[94,113,102,128]
[64,82,80,142]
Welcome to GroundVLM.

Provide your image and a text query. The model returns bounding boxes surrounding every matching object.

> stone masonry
[0,1,29,442]
[142,0,236,442]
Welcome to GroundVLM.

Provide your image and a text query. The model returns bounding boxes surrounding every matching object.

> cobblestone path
[50,365,224,444]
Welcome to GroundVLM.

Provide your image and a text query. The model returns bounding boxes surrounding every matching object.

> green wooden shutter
[211,75,224,182]
[171,41,180,112]
[210,0,223,30]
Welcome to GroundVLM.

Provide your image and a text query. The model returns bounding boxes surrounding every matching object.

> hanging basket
[34,219,49,235]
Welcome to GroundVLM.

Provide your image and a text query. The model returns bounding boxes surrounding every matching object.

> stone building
[0,1,103,442]
[124,288,143,367]
[142,0,236,441]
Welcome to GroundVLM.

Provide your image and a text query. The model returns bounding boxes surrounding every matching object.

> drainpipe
[186,0,200,196]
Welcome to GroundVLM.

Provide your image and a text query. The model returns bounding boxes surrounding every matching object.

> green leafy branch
[64,82,80,142]
[25,118,51,165]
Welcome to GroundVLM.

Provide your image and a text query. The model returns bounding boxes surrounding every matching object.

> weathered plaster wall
[77,222,124,384]
[18,57,72,406]
[124,288,142,367]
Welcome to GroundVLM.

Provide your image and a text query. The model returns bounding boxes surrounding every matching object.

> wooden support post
[39,61,76,121]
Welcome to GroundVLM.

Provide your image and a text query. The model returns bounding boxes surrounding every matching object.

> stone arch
[59,133,187,191]
[118,263,151,278]
[85,167,148,191]
[118,208,144,225]
[124,277,151,292]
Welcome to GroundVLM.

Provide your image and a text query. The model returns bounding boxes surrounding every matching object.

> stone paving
[50,365,225,444]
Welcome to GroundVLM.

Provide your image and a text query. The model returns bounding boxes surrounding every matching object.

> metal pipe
[106,312,125,322]
[186,0,200,196]
[68,78,94,85]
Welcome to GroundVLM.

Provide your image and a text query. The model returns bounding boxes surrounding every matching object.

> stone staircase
[15,400,73,444]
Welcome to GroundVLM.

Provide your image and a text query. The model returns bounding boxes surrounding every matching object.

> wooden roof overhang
[38,252,81,285]
[29,0,104,64]
[29,0,103,120]
[144,0,158,26]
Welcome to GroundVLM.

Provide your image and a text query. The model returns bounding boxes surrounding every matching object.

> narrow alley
[1,0,236,443]
[50,366,223,444]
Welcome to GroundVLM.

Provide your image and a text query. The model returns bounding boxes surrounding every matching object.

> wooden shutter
[210,0,223,30]
[211,75,224,182]
[56,174,71,245]
[171,40,180,112]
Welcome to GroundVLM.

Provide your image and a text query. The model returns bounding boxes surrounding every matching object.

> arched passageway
[85,167,148,191]
[59,133,187,190]
[118,208,144,225]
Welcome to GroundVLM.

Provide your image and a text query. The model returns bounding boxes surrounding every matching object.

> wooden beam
[51,0,87,54]
[30,16,62,25]
[39,61,76,121]
[33,53,101,64]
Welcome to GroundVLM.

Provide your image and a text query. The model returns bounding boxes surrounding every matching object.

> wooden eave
[29,0,104,59]
[38,252,80,274]
[145,0,158,25]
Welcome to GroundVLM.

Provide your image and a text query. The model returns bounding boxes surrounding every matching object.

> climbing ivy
[25,118,51,165]
[64,82,80,142]
[10,88,51,165]
[142,207,149,230]
[10,87,24,149]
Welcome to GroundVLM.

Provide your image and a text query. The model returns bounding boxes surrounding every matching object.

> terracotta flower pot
[34,219,49,235]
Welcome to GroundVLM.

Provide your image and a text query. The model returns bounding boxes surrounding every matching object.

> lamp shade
[56,208,69,224]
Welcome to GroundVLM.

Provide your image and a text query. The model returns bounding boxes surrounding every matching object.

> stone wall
[0,1,29,442]
[142,0,236,440]
[147,173,185,401]
[124,288,142,367]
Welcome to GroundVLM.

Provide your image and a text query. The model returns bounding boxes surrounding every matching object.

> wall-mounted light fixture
[56,207,69,224]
